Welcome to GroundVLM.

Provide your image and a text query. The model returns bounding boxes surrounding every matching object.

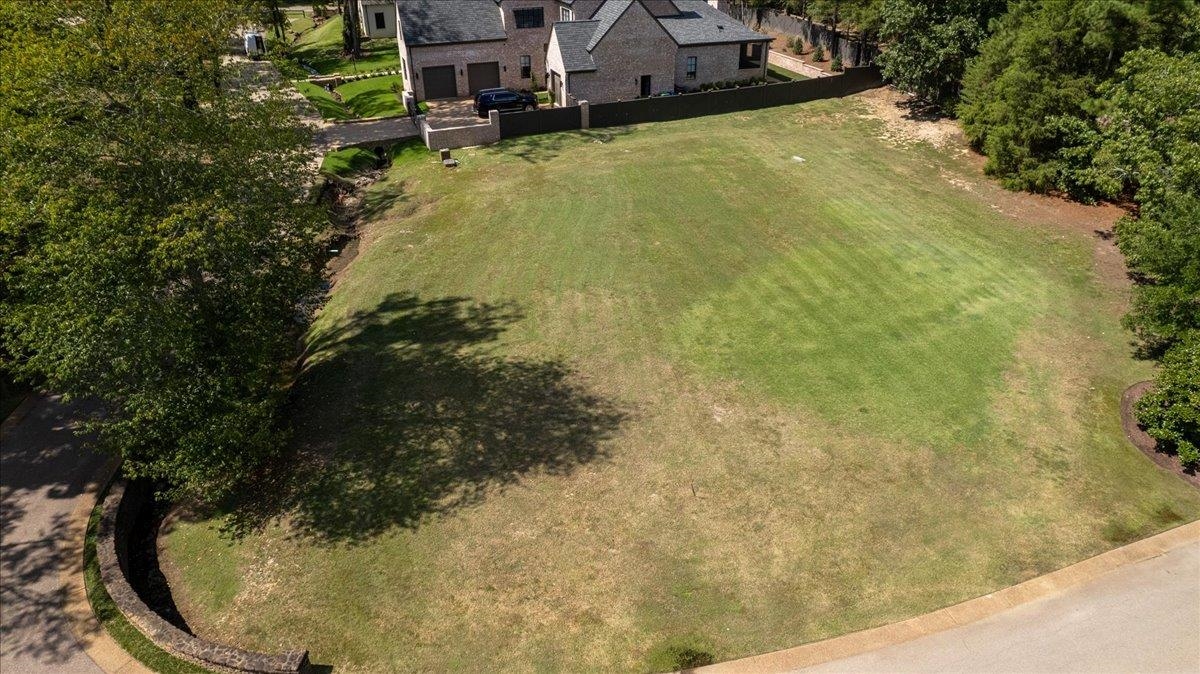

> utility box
[243,32,265,58]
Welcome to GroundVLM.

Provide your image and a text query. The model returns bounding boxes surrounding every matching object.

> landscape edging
[96,479,310,674]
[695,519,1200,673]
[61,454,155,674]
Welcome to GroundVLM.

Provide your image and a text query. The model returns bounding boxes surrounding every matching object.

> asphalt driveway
[1,396,106,673]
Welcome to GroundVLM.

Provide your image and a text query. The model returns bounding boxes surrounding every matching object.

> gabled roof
[553,20,600,72]
[396,0,506,46]
[586,0,633,50]
[655,0,769,45]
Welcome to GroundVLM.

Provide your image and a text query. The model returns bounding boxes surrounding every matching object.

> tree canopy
[1102,49,1200,467]
[958,0,1199,198]
[875,0,1007,108]
[0,0,325,499]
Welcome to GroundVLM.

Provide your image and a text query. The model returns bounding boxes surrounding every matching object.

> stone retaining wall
[96,480,310,673]
[727,3,879,67]
[767,50,830,79]
[418,110,501,150]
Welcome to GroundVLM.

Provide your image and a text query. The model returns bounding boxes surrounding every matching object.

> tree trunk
[342,0,361,57]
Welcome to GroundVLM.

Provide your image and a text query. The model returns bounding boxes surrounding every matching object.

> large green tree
[1100,49,1200,467]
[958,0,1199,199]
[0,0,324,499]
[875,0,1007,109]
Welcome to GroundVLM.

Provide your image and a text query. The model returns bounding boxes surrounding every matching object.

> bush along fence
[726,2,879,68]
[496,66,882,141]
[96,480,310,674]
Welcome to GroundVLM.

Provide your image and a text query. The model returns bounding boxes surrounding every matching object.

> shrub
[1136,333,1200,470]
[813,44,825,62]
[831,54,844,71]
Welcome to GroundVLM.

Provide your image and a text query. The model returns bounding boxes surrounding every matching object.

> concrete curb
[697,520,1200,673]
[60,456,155,674]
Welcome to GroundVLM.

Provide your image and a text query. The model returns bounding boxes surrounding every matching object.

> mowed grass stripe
[161,103,1200,673]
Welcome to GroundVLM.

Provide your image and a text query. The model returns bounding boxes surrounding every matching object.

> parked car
[473,88,538,117]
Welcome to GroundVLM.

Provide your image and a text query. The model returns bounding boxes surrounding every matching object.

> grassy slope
[337,74,405,117]
[293,15,400,75]
[768,63,809,80]
[293,81,351,120]
[162,99,1200,672]
[296,75,407,120]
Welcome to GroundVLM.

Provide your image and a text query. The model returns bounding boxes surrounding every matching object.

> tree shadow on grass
[219,293,627,544]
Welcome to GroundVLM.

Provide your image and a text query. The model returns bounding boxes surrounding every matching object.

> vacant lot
[162,97,1200,672]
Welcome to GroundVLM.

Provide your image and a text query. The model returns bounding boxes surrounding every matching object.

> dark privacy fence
[726,3,879,67]
[589,67,880,127]
[497,66,882,140]
[497,104,582,139]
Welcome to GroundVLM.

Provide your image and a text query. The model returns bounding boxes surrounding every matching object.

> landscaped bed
[160,97,1200,672]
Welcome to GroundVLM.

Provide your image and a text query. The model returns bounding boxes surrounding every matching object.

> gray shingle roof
[656,0,770,45]
[396,0,506,46]
[553,20,600,72]
[586,0,633,50]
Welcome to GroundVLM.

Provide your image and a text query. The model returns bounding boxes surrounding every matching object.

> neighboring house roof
[655,0,769,45]
[554,20,600,72]
[586,0,634,50]
[395,0,506,46]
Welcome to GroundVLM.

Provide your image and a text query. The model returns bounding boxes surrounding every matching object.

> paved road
[800,540,1200,674]
[1,396,106,673]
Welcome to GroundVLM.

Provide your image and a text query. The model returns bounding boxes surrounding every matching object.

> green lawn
[297,75,407,120]
[337,74,406,117]
[283,10,314,37]
[768,63,810,81]
[292,15,400,75]
[294,81,352,120]
[162,99,1200,672]
[319,142,427,178]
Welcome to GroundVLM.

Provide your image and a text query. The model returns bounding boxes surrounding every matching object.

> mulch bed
[1121,381,1200,489]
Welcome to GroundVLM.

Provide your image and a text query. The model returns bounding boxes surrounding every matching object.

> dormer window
[514,8,545,29]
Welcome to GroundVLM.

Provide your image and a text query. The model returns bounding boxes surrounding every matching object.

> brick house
[547,0,770,105]
[358,1,398,38]
[392,0,766,104]
[396,0,593,101]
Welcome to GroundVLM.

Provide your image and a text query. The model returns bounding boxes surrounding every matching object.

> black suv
[473,88,538,117]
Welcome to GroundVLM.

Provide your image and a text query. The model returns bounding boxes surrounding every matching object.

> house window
[513,7,545,29]
[374,12,385,30]
[520,55,532,78]
[686,56,697,79]
[560,7,573,21]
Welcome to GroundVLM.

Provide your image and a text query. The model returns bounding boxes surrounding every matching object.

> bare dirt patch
[855,87,965,151]
[1121,381,1200,489]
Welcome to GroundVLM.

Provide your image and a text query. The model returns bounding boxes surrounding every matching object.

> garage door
[422,65,456,99]
[467,61,501,94]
